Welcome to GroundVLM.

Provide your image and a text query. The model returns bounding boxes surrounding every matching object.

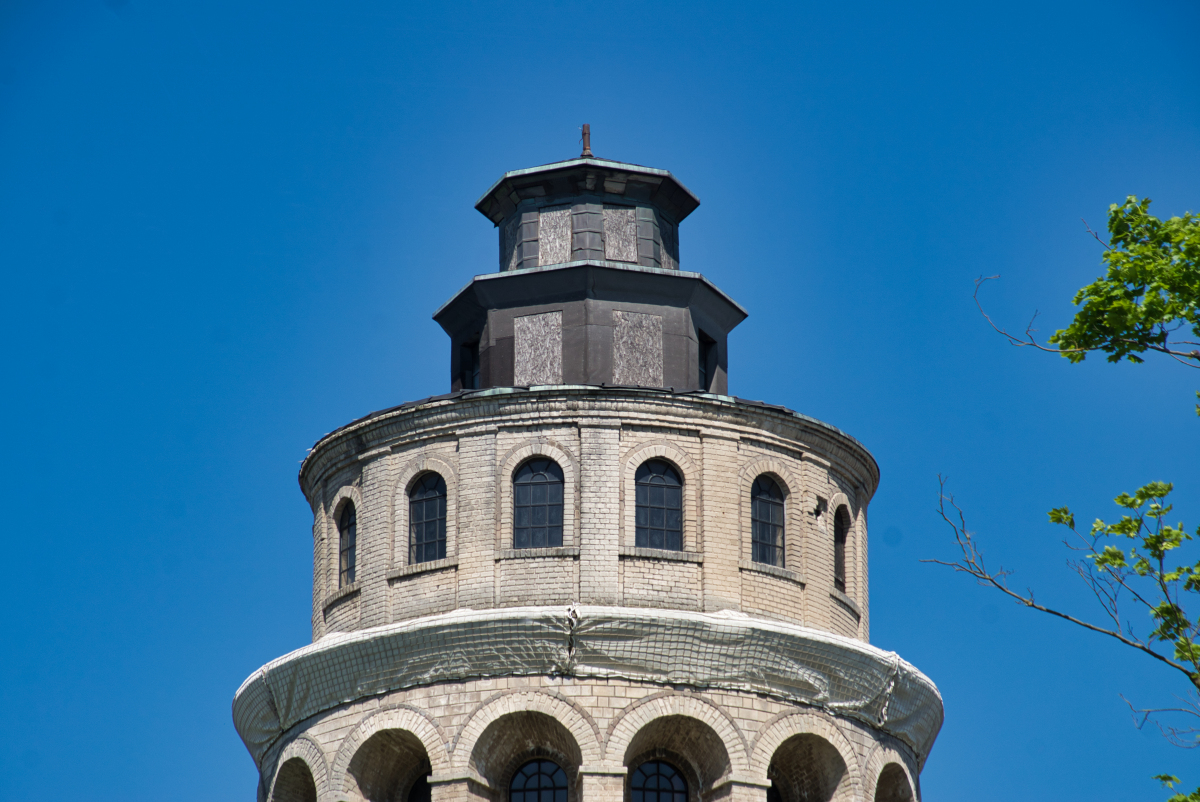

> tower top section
[437,144,743,394]
[475,154,699,273]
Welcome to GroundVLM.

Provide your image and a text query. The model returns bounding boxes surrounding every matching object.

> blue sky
[1,1,1197,799]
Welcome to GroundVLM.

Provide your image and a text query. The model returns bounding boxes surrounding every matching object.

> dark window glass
[635,460,683,551]
[409,473,447,564]
[630,761,687,802]
[338,502,357,588]
[461,341,480,390]
[751,475,785,567]
[513,459,564,549]
[698,332,715,391]
[834,506,850,593]
[408,775,431,802]
[510,759,567,802]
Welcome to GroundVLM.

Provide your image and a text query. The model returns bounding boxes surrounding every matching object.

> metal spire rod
[580,123,593,157]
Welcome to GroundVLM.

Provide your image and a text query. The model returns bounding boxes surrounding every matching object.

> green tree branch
[933,197,1200,799]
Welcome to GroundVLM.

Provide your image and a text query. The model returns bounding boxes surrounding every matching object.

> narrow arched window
[409,473,447,564]
[338,502,357,587]
[510,759,567,802]
[635,460,683,551]
[631,760,686,802]
[834,505,850,593]
[513,458,564,548]
[751,475,785,567]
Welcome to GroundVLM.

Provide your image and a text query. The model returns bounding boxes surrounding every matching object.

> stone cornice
[298,387,880,502]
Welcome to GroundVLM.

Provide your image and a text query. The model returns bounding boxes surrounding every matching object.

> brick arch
[498,437,579,482]
[268,736,329,802]
[391,452,459,567]
[330,704,451,795]
[620,440,700,551]
[621,439,699,480]
[870,763,916,802]
[451,690,602,772]
[737,457,800,497]
[862,742,918,802]
[328,484,364,529]
[827,491,853,515]
[749,711,861,790]
[738,456,803,570]
[496,439,579,549]
[604,692,749,774]
[828,491,857,547]
[827,492,859,545]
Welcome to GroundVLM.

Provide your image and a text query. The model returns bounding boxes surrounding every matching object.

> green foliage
[953,197,1200,801]
[1050,482,1199,689]
[1048,196,1200,366]
[1157,774,1200,802]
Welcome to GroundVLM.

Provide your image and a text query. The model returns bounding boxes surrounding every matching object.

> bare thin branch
[972,276,1075,355]
[973,276,1200,368]
[1082,217,1112,250]
[1123,694,1200,749]
[922,478,1197,687]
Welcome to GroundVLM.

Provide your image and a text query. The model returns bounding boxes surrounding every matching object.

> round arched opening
[272,757,317,802]
[469,710,582,796]
[767,734,847,802]
[623,714,731,795]
[874,763,913,802]
[345,728,431,802]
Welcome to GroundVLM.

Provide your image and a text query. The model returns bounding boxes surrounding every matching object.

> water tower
[233,132,943,802]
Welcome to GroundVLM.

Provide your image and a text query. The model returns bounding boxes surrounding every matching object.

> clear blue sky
[1,1,1197,799]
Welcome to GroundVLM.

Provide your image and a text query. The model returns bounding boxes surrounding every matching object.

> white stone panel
[537,205,572,266]
[514,311,563,385]
[612,311,663,386]
[603,205,637,262]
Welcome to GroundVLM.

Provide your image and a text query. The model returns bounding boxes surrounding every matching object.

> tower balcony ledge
[232,605,943,774]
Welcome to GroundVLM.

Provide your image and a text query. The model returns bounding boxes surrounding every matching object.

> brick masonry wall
[304,389,876,643]
[619,556,702,610]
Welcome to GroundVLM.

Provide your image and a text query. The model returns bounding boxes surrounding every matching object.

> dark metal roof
[474,157,701,226]
[432,259,748,337]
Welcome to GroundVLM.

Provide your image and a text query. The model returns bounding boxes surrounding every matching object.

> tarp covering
[233,606,942,768]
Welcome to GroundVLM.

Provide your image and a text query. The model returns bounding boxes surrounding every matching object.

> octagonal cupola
[436,131,746,395]
[475,128,699,272]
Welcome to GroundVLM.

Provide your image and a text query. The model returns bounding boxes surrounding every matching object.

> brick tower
[233,141,943,802]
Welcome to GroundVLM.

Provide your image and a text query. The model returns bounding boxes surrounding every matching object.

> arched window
[338,502,357,587]
[635,460,683,551]
[751,475,785,567]
[409,473,447,564]
[513,459,564,548]
[510,759,568,802]
[630,760,687,802]
[834,506,851,593]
